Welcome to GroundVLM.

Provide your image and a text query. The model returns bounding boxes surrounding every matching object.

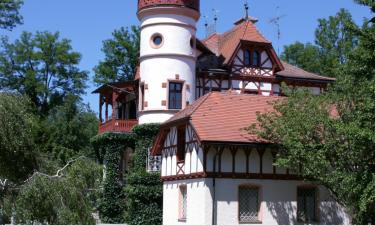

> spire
[244,0,249,18]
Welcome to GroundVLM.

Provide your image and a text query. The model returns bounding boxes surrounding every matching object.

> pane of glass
[244,50,251,66]
[170,83,175,90]
[239,187,259,222]
[252,52,259,66]
[176,83,182,91]
[153,36,162,45]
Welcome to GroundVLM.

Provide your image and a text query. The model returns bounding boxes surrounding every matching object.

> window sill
[239,220,262,224]
[178,218,187,222]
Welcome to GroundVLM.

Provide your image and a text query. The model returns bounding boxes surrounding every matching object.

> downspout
[212,147,220,225]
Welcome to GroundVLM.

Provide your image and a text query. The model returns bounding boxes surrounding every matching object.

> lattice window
[239,186,260,223]
[297,187,318,222]
[147,148,162,173]
[179,185,187,221]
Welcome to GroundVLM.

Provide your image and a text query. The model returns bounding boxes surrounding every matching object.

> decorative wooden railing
[138,0,200,12]
[98,119,138,134]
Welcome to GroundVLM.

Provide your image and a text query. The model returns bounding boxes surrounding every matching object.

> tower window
[151,33,163,48]
[140,84,145,110]
[168,82,183,110]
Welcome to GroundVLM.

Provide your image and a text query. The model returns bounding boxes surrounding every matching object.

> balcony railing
[99,119,138,134]
[138,0,200,12]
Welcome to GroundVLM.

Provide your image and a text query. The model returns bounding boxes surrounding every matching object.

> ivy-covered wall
[91,124,163,225]
[91,132,135,223]
[124,124,163,225]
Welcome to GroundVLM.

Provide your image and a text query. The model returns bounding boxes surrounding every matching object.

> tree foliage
[0,32,88,115]
[281,9,358,77]
[94,26,140,85]
[0,0,23,30]
[40,95,98,163]
[0,93,38,183]
[254,4,375,224]
[5,158,102,225]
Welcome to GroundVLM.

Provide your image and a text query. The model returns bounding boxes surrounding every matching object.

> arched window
[244,50,251,66]
[252,51,260,67]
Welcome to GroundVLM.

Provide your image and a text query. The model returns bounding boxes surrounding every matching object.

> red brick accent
[162,82,167,88]
[175,74,180,80]
[161,100,167,106]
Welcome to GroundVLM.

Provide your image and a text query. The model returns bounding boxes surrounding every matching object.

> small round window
[151,34,163,48]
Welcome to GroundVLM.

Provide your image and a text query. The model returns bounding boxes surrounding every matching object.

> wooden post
[99,94,103,124]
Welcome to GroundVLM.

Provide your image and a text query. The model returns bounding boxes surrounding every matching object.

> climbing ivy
[124,123,163,225]
[91,132,135,223]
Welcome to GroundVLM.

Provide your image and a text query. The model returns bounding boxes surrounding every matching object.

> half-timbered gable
[196,17,335,98]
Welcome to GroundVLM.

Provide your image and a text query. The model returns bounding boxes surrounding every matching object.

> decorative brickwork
[138,0,200,12]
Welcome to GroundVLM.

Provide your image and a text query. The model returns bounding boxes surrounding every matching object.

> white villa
[94,0,352,224]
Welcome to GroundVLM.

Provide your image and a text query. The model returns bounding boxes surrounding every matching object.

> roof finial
[212,8,220,33]
[244,0,249,19]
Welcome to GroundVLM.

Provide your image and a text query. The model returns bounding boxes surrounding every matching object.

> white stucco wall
[163,179,212,225]
[138,12,198,124]
[163,178,351,225]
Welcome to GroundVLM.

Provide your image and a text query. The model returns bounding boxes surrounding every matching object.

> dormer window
[252,51,260,67]
[244,50,260,67]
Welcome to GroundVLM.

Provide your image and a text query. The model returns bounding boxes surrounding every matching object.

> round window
[151,34,163,48]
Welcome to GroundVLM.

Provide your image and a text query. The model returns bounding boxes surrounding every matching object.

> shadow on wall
[266,201,347,225]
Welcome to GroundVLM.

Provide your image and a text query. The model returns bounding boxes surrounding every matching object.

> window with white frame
[239,186,260,223]
[179,185,187,221]
[297,187,318,222]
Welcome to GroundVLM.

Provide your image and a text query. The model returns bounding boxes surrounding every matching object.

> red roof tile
[202,18,284,71]
[165,92,284,144]
[277,62,335,82]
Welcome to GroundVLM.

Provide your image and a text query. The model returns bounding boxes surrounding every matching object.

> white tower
[137,0,200,124]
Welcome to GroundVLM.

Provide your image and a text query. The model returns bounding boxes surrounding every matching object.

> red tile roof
[277,62,335,82]
[202,18,283,71]
[165,92,283,144]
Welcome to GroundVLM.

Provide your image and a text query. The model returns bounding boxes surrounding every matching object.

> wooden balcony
[99,119,138,134]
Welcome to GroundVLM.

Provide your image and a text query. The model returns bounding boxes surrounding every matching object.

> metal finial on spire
[244,0,249,18]
[203,15,210,38]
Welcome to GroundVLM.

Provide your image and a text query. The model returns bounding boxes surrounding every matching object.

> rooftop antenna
[212,8,220,32]
[206,9,219,37]
[244,0,249,18]
[269,6,286,55]
[204,15,210,38]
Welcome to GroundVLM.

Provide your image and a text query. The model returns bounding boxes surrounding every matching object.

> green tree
[94,26,140,85]
[281,9,358,77]
[40,95,98,163]
[253,4,375,224]
[0,93,38,183]
[0,31,88,115]
[280,42,320,74]
[6,158,102,225]
[0,0,23,30]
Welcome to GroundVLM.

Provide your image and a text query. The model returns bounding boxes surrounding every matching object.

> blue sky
[1,0,372,114]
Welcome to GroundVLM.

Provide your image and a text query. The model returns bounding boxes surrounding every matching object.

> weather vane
[244,0,249,18]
